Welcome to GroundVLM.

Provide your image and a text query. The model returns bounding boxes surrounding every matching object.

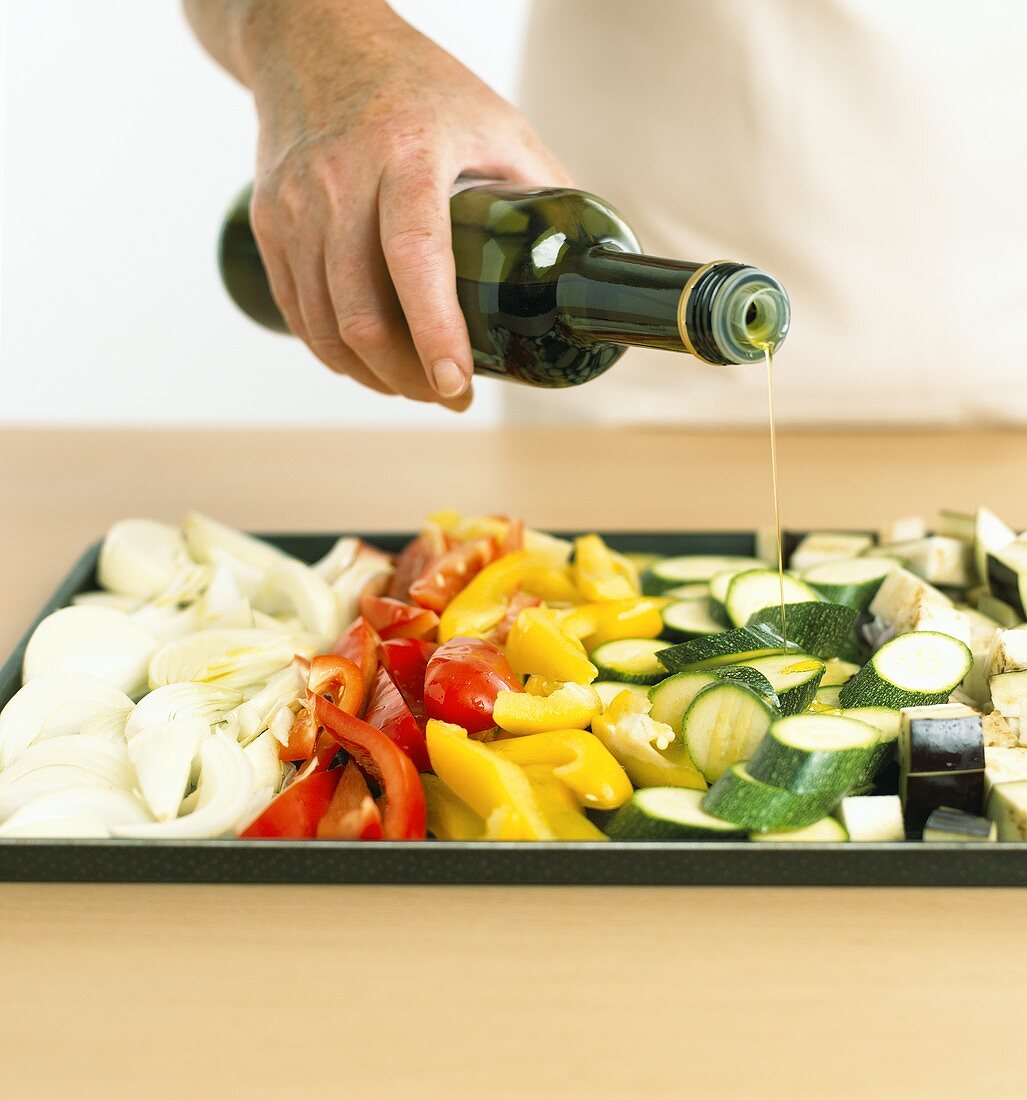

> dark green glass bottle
[219,181,790,387]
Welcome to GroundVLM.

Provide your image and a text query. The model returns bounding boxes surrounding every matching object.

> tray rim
[1,528,1021,887]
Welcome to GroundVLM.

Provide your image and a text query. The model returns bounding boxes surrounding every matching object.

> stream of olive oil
[762,344,787,644]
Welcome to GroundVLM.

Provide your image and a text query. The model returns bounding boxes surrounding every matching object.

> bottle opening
[712,268,791,364]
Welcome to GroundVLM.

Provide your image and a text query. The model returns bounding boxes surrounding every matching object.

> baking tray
[1,530,1023,887]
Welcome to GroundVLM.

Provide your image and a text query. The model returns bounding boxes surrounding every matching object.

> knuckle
[307,329,345,363]
[336,311,393,354]
[382,223,445,267]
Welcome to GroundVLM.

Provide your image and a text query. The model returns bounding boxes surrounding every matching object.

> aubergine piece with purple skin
[900,770,985,837]
[987,545,1027,619]
[922,806,997,842]
[898,704,985,775]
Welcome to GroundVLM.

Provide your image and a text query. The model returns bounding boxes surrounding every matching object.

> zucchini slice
[840,707,901,783]
[681,681,776,782]
[660,600,725,641]
[836,794,905,841]
[747,601,858,660]
[838,631,973,710]
[749,816,849,842]
[744,653,826,715]
[702,762,838,831]
[725,569,821,628]
[897,703,984,774]
[590,638,672,686]
[747,713,880,796]
[642,555,766,595]
[922,806,996,842]
[657,624,794,673]
[821,659,861,687]
[648,668,776,733]
[648,671,718,732]
[873,537,975,589]
[801,556,896,611]
[605,787,746,840]
[662,582,711,601]
[814,685,843,708]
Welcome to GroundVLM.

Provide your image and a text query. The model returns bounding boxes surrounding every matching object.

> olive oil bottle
[218,182,790,387]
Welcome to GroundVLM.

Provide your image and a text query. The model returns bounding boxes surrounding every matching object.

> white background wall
[0,0,531,426]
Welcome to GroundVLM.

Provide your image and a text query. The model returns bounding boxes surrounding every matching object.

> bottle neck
[555,247,790,365]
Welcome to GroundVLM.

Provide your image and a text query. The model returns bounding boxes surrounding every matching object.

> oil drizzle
[762,344,787,646]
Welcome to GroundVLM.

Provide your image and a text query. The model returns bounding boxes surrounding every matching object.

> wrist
[234,0,397,89]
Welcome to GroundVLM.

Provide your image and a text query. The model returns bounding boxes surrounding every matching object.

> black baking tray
[1,530,1023,887]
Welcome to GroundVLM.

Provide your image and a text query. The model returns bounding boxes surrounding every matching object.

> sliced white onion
[23,607,160,697]
[311,537,361,583]
[0,785,152,836]
[112,732,254,839]
[124,682,242,738]
[253,560,340,647]
[0,672,134,768]
[98,519,193,600]
[72,591,143,613]
[0,819,113,838]
[131,601,202,642]
[268,704,297,747]
[148,629,302,692]
[183,512,291,574]
[224,666,304,745]
[332,551,394,627]
[127,718,208,821]
[0,767,122,823]
[240,729,287,821]
[152,561,211,607]
[194,564,255,630]
[0,735,133,819]
[79,708,133,741]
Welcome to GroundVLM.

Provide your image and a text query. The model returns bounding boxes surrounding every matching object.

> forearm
[182,0,394,88]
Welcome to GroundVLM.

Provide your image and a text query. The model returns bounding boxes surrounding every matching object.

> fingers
[378,161,474,400]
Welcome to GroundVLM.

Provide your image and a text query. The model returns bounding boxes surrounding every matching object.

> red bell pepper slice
[423,636,524,735]
[388,529,446,602]
[379,637,435,709]
[359,594,439,641]
[239,766,340,839]
[363,666,431,772]
[314,695,427,839]
[502,517,525,554]
[408,536,498,613]
[315,760,383,840]
[279,706,318,763]
[489,589,542,646]
[307,654,365,714]
[331,617,380,701]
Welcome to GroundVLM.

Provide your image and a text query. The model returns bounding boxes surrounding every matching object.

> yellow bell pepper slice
[422,774,487,840]
[493,682,602,736]
[504,606,598,684]
[520,765,608,841]
[591,690,707,790]
[437,550,531,642]
[429,509,511,545]
[425,719,555,840]
[571,534,640,601]
[491,729,632,810]
[559,597,668,648]
[520,565,581,605]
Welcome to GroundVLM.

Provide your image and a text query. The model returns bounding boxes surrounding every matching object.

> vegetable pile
[4,506,1027,843]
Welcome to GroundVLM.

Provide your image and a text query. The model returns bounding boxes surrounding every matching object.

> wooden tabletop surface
[2,426,1026,1098]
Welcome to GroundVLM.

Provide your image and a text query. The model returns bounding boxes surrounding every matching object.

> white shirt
[507,0,1027,425]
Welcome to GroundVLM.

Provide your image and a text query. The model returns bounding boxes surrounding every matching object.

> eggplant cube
[898,703,984,773]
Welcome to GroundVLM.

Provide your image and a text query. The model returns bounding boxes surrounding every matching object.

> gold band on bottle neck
[676,259,731,363]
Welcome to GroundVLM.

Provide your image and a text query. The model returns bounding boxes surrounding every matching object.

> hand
[239,1,572,407]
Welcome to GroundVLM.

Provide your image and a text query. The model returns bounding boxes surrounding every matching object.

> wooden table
[2,427,1026,1098]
